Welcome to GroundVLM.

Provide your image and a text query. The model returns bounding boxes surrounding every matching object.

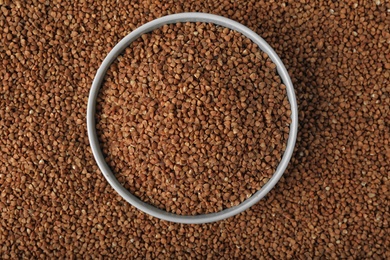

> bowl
[87,12,298,224]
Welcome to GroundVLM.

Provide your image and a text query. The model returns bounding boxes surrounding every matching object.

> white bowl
[87,12,298,224]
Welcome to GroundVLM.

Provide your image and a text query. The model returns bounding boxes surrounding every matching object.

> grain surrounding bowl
[0,0,389,258]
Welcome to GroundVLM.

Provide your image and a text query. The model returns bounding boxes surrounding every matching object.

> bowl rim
[87,12,298,224]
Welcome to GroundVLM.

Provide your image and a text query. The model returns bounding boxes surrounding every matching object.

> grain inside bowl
[96,22,291,216]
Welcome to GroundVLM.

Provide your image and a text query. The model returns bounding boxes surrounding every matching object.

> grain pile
[1,0,389,259]
[97,22,291,215]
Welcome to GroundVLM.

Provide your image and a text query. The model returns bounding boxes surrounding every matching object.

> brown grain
[96,22,290,215]
[0,0,389,259]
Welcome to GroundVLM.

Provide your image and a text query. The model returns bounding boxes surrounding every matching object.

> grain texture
[0,0,389,259]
